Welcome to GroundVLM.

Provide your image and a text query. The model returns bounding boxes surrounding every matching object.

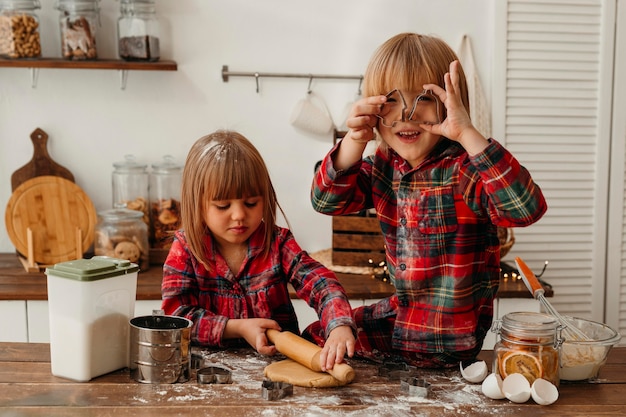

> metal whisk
[515,257,591,342]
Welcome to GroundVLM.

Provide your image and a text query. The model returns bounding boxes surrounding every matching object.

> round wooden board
[4,176,97,265]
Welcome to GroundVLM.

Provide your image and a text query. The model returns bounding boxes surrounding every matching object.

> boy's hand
[344,95,387,144]
[319,325,356,372]
[422,60,488,154]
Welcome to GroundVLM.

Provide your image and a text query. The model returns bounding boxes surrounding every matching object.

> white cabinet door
[0,301,28,342]
[26,300,49,343]
[134,300,163,317]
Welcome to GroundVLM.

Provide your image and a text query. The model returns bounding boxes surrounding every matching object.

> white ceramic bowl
[559,316,621,381]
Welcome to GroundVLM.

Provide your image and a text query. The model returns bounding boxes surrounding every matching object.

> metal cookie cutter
[262,379,293,401]
[197,366,232,384]
[401,376,430,398]
[378,361,419,380]
[191,353,204,369]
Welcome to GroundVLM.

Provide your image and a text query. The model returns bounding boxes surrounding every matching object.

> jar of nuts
[95,206,149,272]
[0,0,42,59]
[55,0,99,60]
[112,154,149,228]
[149,155,182,250]
[117,0,160,62]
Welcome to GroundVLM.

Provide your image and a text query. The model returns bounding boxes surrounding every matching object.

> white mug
[290,92,335,135]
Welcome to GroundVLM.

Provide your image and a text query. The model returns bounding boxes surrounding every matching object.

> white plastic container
[45,256,139,382]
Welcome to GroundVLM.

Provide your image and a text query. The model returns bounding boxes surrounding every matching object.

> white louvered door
[493,0,619,334]
[606,0,626,341]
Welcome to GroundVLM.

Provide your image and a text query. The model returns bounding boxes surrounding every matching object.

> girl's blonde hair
[180,130,286,269]
[363,33,470,116]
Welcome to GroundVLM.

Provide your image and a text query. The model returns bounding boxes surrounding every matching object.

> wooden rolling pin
[266,329,355,384]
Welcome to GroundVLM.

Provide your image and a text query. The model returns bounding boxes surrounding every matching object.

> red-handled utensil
[515,257,590,341]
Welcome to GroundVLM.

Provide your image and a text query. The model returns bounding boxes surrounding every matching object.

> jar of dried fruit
[493,311,563,387]
[117,0,160,61]
[149,155,182,250]
[95,206,149,271]
[112,155,149,228]
[0,0,42,59]
[55,0,99,60]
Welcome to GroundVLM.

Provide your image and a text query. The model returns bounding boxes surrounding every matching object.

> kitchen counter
[0,252,550,302]
[0,342,623,416]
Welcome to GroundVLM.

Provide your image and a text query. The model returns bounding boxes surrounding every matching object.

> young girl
[306,33,547,369]
[162,130,356,370]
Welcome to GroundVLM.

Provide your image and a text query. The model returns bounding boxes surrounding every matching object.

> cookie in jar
[95,206,149,271]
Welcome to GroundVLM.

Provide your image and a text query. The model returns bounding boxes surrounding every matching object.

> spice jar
[117,0,160,61]
[112,154,149,228]
[493,311,562,386]
[149,155,182,250]
[55,0,99,60]
[0,0,42,59]
[95,206,149,271]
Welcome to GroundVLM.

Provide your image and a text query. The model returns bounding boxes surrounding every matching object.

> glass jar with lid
[55,0,99,60]
[95,205,149,271]
[149,155,182,250]
[117,0,160,61]
[0,0,42,59]
[492,311,563,387]
[112,154,149,228]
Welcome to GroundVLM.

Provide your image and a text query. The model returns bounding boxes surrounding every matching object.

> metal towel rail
[221,65,363,93]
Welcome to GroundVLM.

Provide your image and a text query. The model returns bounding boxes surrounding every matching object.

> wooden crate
[332,214,385,267]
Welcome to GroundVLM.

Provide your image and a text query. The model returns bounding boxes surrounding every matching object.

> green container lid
[45,256,139,281]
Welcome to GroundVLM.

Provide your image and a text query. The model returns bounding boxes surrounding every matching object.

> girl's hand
[319,325,356,372]
[422,60,488,154]
[224,318,282,356]
[344,95,387,144]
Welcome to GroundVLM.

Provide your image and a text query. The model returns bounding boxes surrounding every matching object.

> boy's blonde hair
[180,130,285,269]
[363,33,470,116]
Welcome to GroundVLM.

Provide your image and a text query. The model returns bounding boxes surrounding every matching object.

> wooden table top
[0,342,623,416]
[0,252,547,302]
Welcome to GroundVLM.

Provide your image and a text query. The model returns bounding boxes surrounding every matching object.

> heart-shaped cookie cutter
[196,366,232,384]
[262,379,293,401]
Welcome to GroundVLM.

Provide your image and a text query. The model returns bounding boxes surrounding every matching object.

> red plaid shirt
[162,226,356,347]
[311,138,547,355]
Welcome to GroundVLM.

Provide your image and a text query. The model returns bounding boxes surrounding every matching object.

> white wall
[0,0,494,255]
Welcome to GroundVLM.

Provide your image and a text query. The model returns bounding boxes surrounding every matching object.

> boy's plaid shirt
[312,138,547,354]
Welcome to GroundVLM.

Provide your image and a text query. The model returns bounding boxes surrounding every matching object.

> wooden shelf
[0,57,177,89]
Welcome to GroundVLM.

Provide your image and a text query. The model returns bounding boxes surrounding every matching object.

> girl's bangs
[207,154,265,201]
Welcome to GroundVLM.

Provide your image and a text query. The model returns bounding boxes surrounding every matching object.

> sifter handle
[515,257,545,298]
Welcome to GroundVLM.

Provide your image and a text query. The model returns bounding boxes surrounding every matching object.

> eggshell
[460,360,488,383]
[531,378,559,405]
[502,373,531,403]
[481,373,506,399]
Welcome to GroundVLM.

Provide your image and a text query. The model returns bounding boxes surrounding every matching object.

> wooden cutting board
[11,128,75,191]
[4,176,97,265]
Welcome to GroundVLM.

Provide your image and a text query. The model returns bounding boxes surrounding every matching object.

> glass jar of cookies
[149,155,182,250]
[55,0,99,60]
[0,0,42,59]
[95,206,149,271]
[117,0,160,61]
[493,311,563,387]
[112,154,149,228]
